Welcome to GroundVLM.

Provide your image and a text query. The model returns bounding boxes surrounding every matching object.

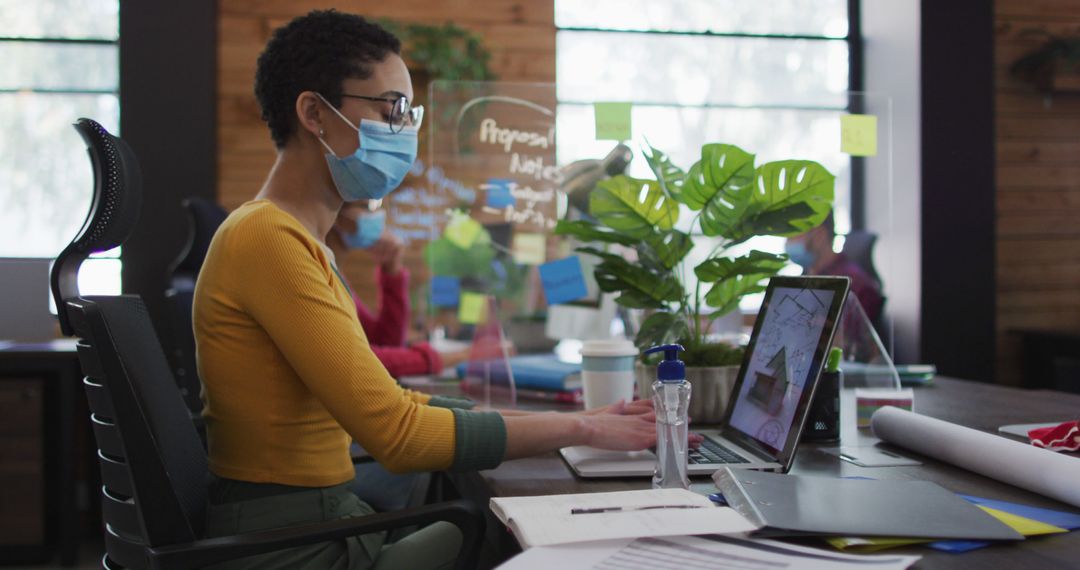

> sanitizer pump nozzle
[644,344,690,489]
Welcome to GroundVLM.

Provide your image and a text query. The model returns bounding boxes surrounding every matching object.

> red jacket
[355,267,442,378]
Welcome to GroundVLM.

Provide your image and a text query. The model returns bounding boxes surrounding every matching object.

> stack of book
[457,353,583,403]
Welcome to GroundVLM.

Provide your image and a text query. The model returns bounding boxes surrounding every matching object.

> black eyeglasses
[340,94,424,133]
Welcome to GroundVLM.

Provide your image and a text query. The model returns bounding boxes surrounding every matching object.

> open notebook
[489,488,758,548]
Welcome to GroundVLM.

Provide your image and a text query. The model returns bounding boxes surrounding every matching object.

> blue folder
[457,354,582,391]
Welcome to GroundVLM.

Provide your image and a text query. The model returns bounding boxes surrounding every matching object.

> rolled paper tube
[871,406,1080,508]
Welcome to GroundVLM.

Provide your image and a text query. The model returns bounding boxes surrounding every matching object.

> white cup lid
[580,338,638,357]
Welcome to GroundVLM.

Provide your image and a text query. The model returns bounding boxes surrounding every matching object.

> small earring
[318,129,325,138]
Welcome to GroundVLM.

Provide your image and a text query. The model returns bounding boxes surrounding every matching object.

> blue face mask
[341,209,385,249]
[784,241,816,269]
[317,93,417,202]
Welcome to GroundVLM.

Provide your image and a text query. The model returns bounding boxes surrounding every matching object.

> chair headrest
[51,118,143,335]
[70,118,143,254]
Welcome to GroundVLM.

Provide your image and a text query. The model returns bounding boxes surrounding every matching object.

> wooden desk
[444,377,1080,569]
[0,339,85,566]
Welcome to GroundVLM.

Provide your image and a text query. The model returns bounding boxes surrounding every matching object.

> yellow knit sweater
[194,200,501,487]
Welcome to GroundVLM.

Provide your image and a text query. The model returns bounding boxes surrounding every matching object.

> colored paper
[840,114,877,157]
[828,503,1070,554]
[926,539,990,553]
[594,102,632,141]
[459,292,488,325]
[825,536,929,553]
[512,232,546,265]
[827,484,1080,555]
[959,495,1080,530]
[928,506,1068,552]
[446,216,483,249]
[485,179,516,208]
[430,276,461,307]
[539,256,589,305]
[978,506,1066,536]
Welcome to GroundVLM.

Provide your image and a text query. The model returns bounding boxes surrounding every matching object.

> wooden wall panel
[995,0,1080,384]
[216,1,555,309]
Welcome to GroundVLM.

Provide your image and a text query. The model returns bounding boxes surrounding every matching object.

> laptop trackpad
[560,446,656,475]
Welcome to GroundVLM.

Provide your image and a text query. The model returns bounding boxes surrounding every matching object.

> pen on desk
[570,505,704,515]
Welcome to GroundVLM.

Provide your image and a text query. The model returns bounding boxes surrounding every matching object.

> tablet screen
[726,283,840,455]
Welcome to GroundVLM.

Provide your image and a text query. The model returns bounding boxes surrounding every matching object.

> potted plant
[555,143,834,422]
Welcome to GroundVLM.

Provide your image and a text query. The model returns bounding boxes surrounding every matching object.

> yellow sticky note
[594,102,632,141]
[512,233,546,265]
[446,216,482,249]
[458,292,488,325]
[841,114,877,157]
[979,506,1068,536]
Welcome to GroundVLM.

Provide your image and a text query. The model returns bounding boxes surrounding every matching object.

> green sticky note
[841,114,877,157]
[594,102,632,141]
[445,216,482,249]
[458,292,488,325]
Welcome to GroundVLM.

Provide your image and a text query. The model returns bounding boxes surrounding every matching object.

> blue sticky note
[430,276,460,307]
[959,495,1080,530]
[485,178,515,208]
[539,256,588,306]
[491,259,508,284]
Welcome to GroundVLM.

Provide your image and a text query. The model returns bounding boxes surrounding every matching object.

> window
[555,0,856,310]
[0,0,121,296]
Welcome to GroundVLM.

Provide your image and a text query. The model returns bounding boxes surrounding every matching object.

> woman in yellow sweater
[194,10,658,569]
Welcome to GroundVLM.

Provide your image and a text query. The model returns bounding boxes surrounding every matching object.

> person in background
[325,199,470,377]
[194,10,661,569]
[785,215,884,322]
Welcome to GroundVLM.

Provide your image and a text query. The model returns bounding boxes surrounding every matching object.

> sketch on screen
[727,286,835,450]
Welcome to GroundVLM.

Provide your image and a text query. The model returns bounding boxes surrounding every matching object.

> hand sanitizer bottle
[645,344,690,490]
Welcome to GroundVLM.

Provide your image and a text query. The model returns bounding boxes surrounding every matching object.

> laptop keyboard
[688,437,749,465]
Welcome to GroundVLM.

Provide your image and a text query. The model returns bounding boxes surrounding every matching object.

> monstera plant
[556,143,834,366]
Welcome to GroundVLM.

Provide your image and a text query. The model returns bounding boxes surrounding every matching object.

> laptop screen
[725,279,846,456]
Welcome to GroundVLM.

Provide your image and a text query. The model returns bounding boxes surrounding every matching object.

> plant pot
[635,363,740,425]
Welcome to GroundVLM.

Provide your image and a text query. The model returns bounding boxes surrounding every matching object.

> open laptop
[560,275,850,477]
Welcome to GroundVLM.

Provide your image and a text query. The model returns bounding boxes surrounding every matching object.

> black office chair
[51,118,485,569]
[165,197,228,417]
[840,229,891,349]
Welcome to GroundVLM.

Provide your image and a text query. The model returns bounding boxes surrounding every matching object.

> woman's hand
[577,398,702,449]
[580,411,657,451]
[580,398,653,416]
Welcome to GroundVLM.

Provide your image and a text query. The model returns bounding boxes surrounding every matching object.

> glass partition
[415,80,895,370]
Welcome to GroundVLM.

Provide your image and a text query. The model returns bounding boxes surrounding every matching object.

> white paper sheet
[489,489,757,548]
[497,535,921,570]
[871,407,1080,508]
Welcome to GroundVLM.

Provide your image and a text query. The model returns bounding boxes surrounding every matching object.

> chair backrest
[168,197,228,289]
[165,197,227,417]
[165,287,203,416]
[51,119,208,568]
[841,229,882,287]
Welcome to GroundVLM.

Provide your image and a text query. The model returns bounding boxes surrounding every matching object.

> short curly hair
[254,10,401,149]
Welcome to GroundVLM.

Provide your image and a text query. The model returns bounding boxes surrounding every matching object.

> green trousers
[204,479,462,570]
